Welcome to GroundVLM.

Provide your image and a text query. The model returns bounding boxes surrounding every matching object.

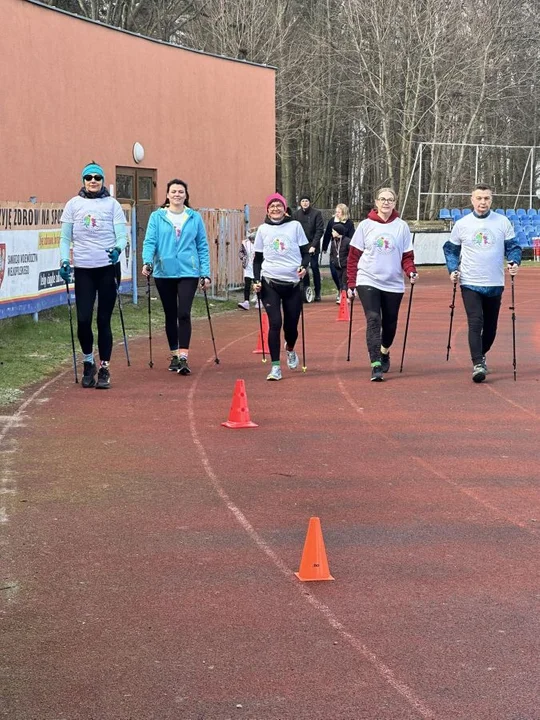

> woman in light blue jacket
[142,179,211,375]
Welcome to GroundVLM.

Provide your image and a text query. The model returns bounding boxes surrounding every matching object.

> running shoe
[266,365,282,381]
[177,357,191,375]
[472,364,486,383]
[286,349,299,370]
[96,366,111,389]
[168,356,180,371]
[82,361,97,388]
[380,353,390,373]
[371,363,384,382]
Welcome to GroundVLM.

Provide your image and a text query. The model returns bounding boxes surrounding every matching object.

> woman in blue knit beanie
[59,162,128,389]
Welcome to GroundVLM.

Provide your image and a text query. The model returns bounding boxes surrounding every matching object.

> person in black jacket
[327,223,352,302]
[293,195,324,301]
[322,203,356,301]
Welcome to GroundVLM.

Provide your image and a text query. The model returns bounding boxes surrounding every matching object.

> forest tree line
[44,0,540,218]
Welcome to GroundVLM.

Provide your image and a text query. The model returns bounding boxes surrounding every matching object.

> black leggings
[74,265,118,361]
[357,285,403,363]
[261,278,303,362]
[243,276,253,301]
[460,287,502,365]
[154,277,199,351]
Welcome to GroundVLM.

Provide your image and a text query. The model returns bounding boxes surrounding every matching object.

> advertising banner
[0,202,132,319]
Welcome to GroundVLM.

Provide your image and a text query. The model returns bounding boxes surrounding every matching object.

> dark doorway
[116,166,156,287]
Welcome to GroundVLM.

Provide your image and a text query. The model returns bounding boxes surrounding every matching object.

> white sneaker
[336,292,341,304]
[266,365,282,381]
[237,300,250,310]
[286,349,299,370]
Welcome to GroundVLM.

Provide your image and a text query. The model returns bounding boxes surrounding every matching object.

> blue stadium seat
[505,208,516,217]
[462,208,472,215]
[439,208,451,220]
[516,208,527,217]
[495,208,505,215]
[516,232,528,247]
[450,208,462,220]
[527,208,537,217]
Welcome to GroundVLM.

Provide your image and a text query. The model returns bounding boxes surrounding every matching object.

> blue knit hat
[81,162,105,181]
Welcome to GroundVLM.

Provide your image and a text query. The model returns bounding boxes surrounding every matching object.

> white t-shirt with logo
[61,195,127,268]
[350,217,413,292]
[166,209,189,239]
[254,220,308,283]
[448,212,515,287]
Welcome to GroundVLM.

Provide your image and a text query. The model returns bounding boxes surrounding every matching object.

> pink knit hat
[265,192,287,210]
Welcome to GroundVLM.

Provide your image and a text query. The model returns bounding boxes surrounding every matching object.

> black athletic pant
[243,276,253,301]
[154,276,199,351]
[74,264,117,362]
[460,287,502,365]
[261,278,303,362]
[330,262,345,292]
[302,253,321,297]
[357,285,403,363]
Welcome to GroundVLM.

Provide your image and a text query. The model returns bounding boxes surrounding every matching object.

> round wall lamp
[133,142,145,164]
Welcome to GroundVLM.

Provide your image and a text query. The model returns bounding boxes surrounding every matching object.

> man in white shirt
[443,184,521,383]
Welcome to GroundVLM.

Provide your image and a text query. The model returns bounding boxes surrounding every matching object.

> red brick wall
[0,0,276,208]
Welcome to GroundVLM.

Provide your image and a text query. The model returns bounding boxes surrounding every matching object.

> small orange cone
[295,517,334,581]
[336,291,350,322]
[221,379,258,429]
[253,312,270,354]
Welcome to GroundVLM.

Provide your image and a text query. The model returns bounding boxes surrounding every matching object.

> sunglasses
[83,174,103,182]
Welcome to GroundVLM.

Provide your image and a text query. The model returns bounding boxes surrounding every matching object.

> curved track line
[333,332,539,535]
[187,333,439,720]
[449,298,539,418]
[452,325,540,420]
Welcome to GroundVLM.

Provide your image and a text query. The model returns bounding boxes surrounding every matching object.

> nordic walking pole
[146,273,154,369]
[256,288,267,363]
[346,293,354,361]
[65,279,78,383]
[202,283,220,364]
[446,280,458,361]
[300,286,307,372]
[112,266,130,366]
[399,281,415,373]
[509,273,517,381]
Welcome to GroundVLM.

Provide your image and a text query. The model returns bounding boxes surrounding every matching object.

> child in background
[238,228,257,310]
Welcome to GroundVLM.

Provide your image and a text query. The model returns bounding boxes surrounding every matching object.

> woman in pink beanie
[252,193,310,381]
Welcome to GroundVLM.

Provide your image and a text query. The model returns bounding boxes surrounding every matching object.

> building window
[117,174,134,200]
[138,176,153,202]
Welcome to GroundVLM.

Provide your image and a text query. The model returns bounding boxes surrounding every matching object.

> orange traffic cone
[336,291,350,322]
[221,379,258,429]
[295,517,334,581]
[253,312,270,354]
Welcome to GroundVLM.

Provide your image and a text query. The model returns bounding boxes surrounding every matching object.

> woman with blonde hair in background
[322,203,355,302]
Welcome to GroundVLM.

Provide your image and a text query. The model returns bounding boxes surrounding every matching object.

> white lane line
[187,334,438,720]
[0,371,71,603]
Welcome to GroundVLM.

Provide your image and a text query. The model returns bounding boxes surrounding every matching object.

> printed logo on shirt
[83,214,98,229]
[270,236,289,253]
[374,235,394,253]
[472,230,493,249]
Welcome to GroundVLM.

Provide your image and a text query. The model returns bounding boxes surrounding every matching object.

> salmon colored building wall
[0,0,276,208]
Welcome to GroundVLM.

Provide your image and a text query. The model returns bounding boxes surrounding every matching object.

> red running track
[1,266,540,720]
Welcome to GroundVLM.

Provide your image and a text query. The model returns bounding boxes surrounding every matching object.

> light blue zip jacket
[142,207,211,278]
